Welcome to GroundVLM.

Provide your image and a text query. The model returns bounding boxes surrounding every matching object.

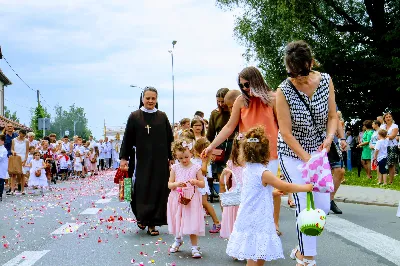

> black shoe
[18,184,21,191]
[6,190,11,195]
[330,200,342,214]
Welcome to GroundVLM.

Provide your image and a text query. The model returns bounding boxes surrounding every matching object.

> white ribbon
[182,141,193,150]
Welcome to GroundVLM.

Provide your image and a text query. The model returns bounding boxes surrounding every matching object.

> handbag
[178,186,195,205]
[287,79,342,163]
[212,135,227,163]
[219,169,241,207]
[114,167,128,184]
[124,178,132,202]
[119,180,124,202]
[8,155,23,175]
[297,192,327,236]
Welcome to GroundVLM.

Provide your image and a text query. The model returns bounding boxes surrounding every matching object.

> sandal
[191,246,202,259]
[288,199,296,208]
[137,223,146,230]
[303,258,316,266]
[290,246,303,265]
[169,239,183,253]
[147,229,159,236]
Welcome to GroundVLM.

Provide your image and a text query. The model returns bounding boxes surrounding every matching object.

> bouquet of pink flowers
[298,149,334,193]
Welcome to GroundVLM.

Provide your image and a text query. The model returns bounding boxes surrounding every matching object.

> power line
[4,98,31,110]
[2,56,35,92]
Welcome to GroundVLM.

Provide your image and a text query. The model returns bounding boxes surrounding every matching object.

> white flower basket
[219,169,241,207]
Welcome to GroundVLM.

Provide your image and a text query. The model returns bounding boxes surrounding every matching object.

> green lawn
[343,168,400,191]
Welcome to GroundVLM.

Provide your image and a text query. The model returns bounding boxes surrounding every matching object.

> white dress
[226,163,284,261]
[74,157,83,171]
[28,159,48,187]
[191,158,211,195]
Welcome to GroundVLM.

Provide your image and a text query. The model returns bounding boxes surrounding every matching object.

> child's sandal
[191,247,202,259]
[302,258,316,266]
[290,246,303,265]
[169,240,183,253]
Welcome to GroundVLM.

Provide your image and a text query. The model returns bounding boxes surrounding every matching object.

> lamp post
[168,40,177,127]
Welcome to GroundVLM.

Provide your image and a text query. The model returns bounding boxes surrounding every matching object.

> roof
[0,115,32,131]
[0,69,12,86]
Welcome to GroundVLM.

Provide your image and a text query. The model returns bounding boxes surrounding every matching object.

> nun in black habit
[120,86,173,236]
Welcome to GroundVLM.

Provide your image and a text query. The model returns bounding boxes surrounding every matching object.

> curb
[334,197,399,207]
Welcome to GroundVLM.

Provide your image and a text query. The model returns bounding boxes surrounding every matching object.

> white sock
[175,237,182,243]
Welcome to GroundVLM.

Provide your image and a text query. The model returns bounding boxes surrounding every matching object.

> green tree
[216,0,400,122]
[4,106,20,122]
[30,104,51,139]
[49,104,92,140]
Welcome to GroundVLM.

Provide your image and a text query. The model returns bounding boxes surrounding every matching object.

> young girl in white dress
[167,138,206,259]
[226,126,313,266]
[28,151,48,195]
[74,151,83,178]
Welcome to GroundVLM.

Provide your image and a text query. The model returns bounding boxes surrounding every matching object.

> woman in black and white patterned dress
[276,41,338,266]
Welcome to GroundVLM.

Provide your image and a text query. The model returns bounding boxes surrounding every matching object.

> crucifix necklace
[145,125,151,135]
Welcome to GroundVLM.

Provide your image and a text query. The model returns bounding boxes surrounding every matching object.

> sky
[0,0,251,139]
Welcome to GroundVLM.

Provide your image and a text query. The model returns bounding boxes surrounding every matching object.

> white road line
[3,250,50,266]
[51,223,83,235]
[80,208,100,215]
[325,215,400,265]
[95,198,112,204]
[105,191,118,197]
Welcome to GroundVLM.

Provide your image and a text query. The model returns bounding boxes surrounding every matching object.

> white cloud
[0,0,249,139]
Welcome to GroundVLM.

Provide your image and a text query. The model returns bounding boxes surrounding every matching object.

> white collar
[140,106,158,113]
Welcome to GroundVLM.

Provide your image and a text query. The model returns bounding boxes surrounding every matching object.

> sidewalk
[335,185,400,207]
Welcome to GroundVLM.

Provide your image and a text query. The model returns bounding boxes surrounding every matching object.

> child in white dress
[192,137,221,232]
[226,127,312,266]
[74,151,83,178]
[0,134,8,201]
[28,151,48,195]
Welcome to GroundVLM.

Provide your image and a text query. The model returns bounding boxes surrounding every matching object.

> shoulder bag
[212,132,227,163]
[287,79,342,163]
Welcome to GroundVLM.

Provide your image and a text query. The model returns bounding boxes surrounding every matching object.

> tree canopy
[30,104,51,139]
[216,0,400,122]
[49,104,92,140]
[4,106,19,122]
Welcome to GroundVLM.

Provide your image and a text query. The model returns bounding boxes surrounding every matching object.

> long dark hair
[238,66,273,107]
[191,117,205,137]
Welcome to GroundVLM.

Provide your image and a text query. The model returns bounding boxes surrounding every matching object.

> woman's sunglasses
[238,82,250,89]
[287,69,311,78]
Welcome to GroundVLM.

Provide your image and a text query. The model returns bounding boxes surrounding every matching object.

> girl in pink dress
[167,139,206,259]
[220,133,243,239]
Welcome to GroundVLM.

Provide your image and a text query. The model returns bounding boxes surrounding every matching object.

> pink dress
[167,163,205,237]
[220,160,243,239]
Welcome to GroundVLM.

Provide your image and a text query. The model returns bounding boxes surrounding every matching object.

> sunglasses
[238,82,250,89]
[287,69,311,78]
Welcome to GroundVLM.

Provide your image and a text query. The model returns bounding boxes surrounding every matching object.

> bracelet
[340,138,346,141]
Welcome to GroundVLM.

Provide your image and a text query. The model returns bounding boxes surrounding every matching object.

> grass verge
[343,168,400,191]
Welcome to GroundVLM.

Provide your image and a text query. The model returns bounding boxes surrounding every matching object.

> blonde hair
[194,137,210,156]
[171,138,193,158]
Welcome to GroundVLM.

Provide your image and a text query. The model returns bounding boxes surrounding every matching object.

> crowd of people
[118,40,365,266]
[0,124,122,199]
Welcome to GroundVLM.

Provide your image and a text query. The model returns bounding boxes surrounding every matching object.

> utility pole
[73,121,78,137]
[104,119,106,139]
[37,90,40,106]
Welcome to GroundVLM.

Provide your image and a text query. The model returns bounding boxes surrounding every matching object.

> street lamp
[168,40,177,126]
[73,121,78,137]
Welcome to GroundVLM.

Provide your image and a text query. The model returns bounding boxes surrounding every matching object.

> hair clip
[182,141,193,150]
[247,138,259,143]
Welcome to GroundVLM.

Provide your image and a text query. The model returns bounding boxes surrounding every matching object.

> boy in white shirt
[373,129,389,185]
[0,134,8,201]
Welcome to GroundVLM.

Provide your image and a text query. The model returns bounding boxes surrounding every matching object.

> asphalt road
[1,171,400,266]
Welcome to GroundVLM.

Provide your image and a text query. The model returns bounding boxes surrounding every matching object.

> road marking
[80,208,100,215]
[95,198,112,204]
[105,191,118,197]
[51,223,83,235]
[3,250,50,266]
[325,215,400,265]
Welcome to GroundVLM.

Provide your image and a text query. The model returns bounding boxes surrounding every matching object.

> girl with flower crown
[167,138,205,259]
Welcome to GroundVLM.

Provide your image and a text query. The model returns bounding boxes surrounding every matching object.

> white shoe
[191,246,202,259]
[169,240,182,253]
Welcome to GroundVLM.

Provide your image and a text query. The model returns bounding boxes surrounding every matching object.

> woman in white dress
[11,129,29,195]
